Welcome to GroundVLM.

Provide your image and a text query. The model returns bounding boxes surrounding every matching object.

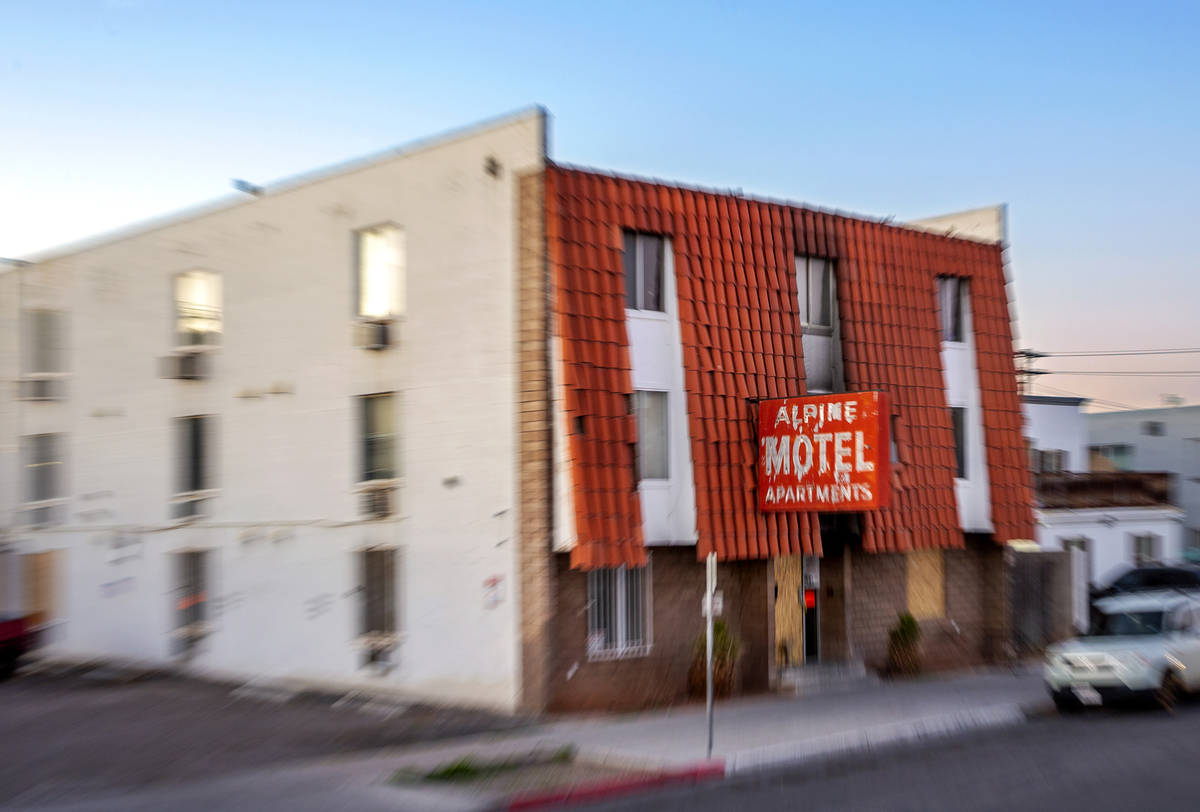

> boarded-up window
[906,548,945,620]
[23,551,61,628]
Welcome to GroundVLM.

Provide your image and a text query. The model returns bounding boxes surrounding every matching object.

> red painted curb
[503,760,726,811]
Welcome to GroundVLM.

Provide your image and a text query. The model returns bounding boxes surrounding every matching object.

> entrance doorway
[773,554,821,667]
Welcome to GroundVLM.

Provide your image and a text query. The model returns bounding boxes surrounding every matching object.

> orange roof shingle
[548,166,1035,569]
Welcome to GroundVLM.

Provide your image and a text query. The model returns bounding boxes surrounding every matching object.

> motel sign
[757,392,890,512]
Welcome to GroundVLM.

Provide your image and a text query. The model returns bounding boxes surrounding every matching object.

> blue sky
[3,1,1197,408]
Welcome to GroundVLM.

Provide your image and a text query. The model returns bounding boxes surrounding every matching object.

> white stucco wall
[1,110,545,710]
[1023,398,1090,473]
[625,243,698,546]
[1089,407,1200,549]
[940,284,993,533]
[1037,506,1185,629]
[907,205,1006,244]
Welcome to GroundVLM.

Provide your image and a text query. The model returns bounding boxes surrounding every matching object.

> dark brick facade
[547,548,771,712]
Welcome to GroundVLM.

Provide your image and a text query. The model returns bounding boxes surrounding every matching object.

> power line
[1033,382,1136,411]
[1047,370,1200,377]
[1041,347,1200,358]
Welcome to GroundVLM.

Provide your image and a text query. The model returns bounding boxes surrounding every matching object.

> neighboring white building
[0,109,547,710]
[1088,405,1200,555]
[1024,396,1185,630]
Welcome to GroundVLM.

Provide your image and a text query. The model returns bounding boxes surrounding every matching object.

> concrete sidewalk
[9,666,1049,811]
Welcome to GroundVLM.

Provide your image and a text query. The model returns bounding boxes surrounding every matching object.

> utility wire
[1047,370,1200,377]
[1038,347,1200,358]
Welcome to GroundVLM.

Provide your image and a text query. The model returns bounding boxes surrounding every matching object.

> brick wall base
[547,548,771,712]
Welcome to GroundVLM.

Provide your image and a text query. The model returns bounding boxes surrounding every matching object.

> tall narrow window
[950,407,967,479]
[937,277,965,342]
[357,224,405,320]
[22,309,65,374]
[360,547,399,665]
[622,232,665,312]
[19,310,67,400]
[22,434,65,525]
[634,391,669,480]
[796,257,833,331]
[359,394,397,482]
[174,416,212,518]
[174,550,208,631]
[175,271,222,347]
[587,562,651,659]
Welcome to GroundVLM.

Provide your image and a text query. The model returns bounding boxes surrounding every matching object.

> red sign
[757,392,890,512]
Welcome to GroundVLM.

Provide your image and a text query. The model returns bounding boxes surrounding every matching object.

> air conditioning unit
[356,320,391,351]
[160,352,209,380]
[18,377,65,401]
[361,488,394,519]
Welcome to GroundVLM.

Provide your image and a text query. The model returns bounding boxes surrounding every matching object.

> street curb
[497,761,727,811]
[724,703,1029,775]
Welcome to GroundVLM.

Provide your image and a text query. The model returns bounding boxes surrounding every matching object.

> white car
[1044,590,1200,712]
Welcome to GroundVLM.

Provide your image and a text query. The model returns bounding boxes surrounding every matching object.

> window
[359,394,397,482]
[356,224,405,320]
[174,271,222,347]
[22,434,65,525]
[172,550,209,652]
[1142,421,1166,437]
[950,407,967,479]
[1034,449,1068,473]
[174,416,212,518]
[359,548,399,664]
[634,391,668,480]
[796,256,833,331]
[21,309,65,375]
[622,232,665,312]
[587,563,651,659]
[937,277,965,342]
[1090,443,1133,471]
[1132,534,1160,566]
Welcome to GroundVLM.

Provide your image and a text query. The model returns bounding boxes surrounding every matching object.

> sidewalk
[10,666,1049,811]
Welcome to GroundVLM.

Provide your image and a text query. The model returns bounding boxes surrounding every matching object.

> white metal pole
[705,551,716,759]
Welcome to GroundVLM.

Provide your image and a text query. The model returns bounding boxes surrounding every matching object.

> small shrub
[688,619,741,698]
[887,612,922,676]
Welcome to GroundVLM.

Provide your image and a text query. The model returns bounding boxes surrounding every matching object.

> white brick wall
[0,109,546,710]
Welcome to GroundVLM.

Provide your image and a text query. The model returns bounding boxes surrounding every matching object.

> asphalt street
[581,702,1200,812]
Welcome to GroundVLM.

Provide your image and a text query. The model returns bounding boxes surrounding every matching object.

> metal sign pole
[705,551,716,759]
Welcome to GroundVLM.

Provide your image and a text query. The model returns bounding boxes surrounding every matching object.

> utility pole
[705,551,716,759]
[1014,349,1049,395]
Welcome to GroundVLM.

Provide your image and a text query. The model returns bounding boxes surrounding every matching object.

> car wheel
[0,654,16,682]
[1157,671,1182,714]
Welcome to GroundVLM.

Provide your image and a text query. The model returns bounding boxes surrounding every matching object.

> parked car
[1090,564,1200,601]
[0,614,38,681]
[1045,590,1200,712]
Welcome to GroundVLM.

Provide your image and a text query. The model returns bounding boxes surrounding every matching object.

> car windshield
[1092,610,1165,636]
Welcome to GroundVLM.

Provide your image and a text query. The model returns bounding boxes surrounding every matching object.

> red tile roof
[547,166,1035,569]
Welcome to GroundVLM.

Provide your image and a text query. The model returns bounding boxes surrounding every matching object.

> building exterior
[1088,405,1200,557]
[1024,396,1185,629]
[1,109,1036,714]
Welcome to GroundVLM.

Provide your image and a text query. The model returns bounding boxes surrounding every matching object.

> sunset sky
[4,1,1197,410]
